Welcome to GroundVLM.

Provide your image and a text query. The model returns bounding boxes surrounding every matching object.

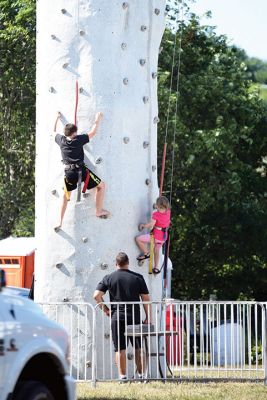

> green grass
[77,381,267,400]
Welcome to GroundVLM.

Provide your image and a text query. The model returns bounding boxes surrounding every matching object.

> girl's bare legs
[135,236,149,256]
[154,245,161,270]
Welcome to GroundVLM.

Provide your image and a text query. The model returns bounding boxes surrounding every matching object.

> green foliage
[0,0,36,239]
[158,8,267,300]
[246,57,267,84]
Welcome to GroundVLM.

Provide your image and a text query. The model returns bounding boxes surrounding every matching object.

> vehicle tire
[13,380,55,400]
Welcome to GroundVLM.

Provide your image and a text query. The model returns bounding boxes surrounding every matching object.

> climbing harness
[153,226,168,241]
[64,163,84,202]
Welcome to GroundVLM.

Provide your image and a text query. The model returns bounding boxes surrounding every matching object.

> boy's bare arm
[87,112,103,140]
[54,111,63,134]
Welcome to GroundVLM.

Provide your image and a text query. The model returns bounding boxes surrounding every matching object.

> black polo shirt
[96,269,149,320]
[55,133,89,165]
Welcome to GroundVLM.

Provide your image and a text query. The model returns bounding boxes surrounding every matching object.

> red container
[0,237,35,288]
[165,304,183,366]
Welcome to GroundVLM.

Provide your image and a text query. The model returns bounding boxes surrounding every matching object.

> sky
[190,0,267,61]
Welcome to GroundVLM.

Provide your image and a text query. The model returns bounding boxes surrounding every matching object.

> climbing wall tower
[35,0,166,378]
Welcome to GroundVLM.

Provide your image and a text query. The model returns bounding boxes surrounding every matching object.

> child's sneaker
[137,373,145,383]
[119,375,128,384]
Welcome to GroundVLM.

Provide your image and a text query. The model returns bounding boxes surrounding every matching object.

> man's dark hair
[116,252,129,268]
[64,123,78,137]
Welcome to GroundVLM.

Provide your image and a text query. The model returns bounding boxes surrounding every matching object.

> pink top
[152,209,171,242]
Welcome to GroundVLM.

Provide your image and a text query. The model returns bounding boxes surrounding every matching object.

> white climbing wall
[35,0,166,378]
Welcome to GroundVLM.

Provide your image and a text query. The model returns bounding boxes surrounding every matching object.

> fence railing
[39,300,267,385]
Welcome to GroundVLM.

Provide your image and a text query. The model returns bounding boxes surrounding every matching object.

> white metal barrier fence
[40,302,95,381]
[40,301,267,384]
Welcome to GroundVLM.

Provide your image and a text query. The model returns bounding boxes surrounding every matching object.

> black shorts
[64,166,101,192]
[111,317,141,352]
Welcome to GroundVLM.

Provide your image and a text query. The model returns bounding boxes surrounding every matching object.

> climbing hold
[145,179,151,185]
[63,298,70,302]
[123,78,129,85]
[104,333,110,339]
[153,203,157,209]
[143,141,149,149]
[82,237,88,243]
[62,63,69,69]
[79,30,85,36]
[138,259,144,267]
[61,8,67,14]
[86,361,92,368]
[83,192,90,198]
[123,137,130,144]
[56,263,63,269]
[154,8,160,15]
[121,42,127,50]
[159,47,163,54]
[100,263,108,270]
[153,116,160,124]
[152,165,156,172]
[95,157,103,164]
[49,87,55,93]
[141,25,147,32]
[138,223,143,232]
[51,34,56,40]
[165,5,170,12]
[79,87,84,93]
[127,353,134,360]
[51,189,57,195]
[139,59,146,66]
[143,96,149,104]
[122,2,128,9]
[152,72,157,79]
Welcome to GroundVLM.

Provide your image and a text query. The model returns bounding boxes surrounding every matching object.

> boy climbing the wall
[53,111,110,231]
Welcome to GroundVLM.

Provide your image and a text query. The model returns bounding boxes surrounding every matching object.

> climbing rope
[160,5,183,199]
[169,18,183,206]
[160,4,184,293]
[159,6,180,196]
[74,80,79,125]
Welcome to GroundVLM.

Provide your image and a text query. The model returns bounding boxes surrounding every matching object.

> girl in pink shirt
[135,196,171,274]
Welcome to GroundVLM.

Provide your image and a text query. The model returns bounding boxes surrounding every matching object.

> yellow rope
[149,232,154,274]
[64,180,71,201]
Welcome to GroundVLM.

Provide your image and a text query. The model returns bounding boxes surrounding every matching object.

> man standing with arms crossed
[94,252,151,382]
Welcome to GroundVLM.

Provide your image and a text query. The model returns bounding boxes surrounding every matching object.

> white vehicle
[0,270,76,400]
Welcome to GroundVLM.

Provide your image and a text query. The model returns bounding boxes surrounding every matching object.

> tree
[158,8,267,300]
[0,0,36,238]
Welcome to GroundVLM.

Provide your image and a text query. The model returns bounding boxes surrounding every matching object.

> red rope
[159,143,167,195]
[82,170,91,193]
[74,80,79,125]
